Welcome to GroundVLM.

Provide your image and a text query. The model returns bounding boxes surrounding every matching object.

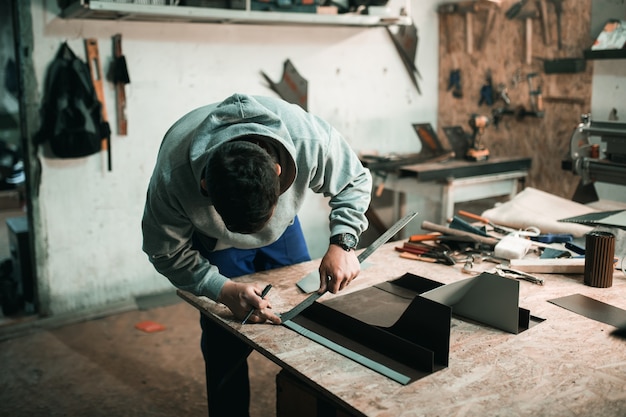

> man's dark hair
[204,140,280,234]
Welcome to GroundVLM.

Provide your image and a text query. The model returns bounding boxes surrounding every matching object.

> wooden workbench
[178,242,626,417]
[382,156,531,226]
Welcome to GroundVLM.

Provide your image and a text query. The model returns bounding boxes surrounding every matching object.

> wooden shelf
[60,1,412,27]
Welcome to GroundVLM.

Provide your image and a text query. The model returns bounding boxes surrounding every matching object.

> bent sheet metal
[279,211,419,323]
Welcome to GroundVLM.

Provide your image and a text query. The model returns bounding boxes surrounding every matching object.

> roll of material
[584,231,615,288]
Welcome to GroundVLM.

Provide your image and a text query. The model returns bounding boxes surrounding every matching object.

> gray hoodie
[142,93,372,301]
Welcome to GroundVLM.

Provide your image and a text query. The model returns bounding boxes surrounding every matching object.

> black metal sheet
[549,294,626,327]
[291,273,452,384]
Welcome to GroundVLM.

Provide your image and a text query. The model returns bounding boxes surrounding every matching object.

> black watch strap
[330,233,358,251]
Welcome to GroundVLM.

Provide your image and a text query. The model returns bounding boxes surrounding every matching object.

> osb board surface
[180,242,626,417]
[437,0,594,200]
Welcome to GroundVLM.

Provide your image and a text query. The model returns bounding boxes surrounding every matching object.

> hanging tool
[448,69,463,98]
[478,70,495,106]
[112,34,130,136]
[84,38,112,172]
[537,0,551,45]
[497,83,511,105]
[518,9,539,65]
[527,72,544,116]
[476,0,501,51]
[505,0,538,65]
[386,23,422,95]
[437,1,478,54]
[279,211,419,323]
[549,0,563,49]
[260,59,308,111]
[505,0,528,19]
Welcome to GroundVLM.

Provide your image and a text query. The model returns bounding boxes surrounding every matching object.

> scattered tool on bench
[495,264,544,285]
[421,220,500,247]
[279,211,419,323]
[395,241,456,265]
[456,210,508,234]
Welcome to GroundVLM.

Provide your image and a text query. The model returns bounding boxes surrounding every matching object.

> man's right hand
[217,281,281,324]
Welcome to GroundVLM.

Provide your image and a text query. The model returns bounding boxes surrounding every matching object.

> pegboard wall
[436,0,594,199]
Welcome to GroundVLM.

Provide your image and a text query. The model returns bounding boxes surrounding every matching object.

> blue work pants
[196,217,311,417]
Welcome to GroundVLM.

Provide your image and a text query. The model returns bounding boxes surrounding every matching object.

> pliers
[495,264,544,285]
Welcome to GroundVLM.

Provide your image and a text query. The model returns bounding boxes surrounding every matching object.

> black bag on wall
[35,42,109,158]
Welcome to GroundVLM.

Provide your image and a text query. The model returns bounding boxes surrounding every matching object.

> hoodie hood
[189,93,297,195]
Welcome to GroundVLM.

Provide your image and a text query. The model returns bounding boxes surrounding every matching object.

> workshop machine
[466,113,490,161]
[563,114,626,202]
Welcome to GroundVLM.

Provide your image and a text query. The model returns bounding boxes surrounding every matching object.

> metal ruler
[279,211,418,322]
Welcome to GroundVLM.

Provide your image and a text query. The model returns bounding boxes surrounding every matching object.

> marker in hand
[241,284,272,325]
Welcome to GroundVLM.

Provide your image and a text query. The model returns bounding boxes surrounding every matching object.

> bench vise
[563,114,626,186]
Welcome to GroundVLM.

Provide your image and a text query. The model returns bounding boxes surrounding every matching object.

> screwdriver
[530,233,573,243]
[457,210,511,234]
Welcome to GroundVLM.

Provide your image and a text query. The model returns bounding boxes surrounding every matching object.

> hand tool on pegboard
[526,72,544,116]
[438,1,501,54]
[518,9,539,65]
[437,1,478,54]
[548,0,563,49]
[112,34,130,136]
[505,0,528,20]
[84,38,112,172]
[476,0,501,51]
[448,69,463,98]
[537,0,551,45]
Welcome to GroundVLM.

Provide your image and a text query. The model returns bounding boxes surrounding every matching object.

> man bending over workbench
[142,93,372,417]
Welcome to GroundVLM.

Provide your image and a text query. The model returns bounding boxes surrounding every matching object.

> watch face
[343,233,357,249]
[331,233,357,250]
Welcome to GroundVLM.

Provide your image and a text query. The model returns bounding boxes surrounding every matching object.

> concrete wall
[28,0,441,315]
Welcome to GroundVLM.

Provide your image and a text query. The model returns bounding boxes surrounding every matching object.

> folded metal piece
[279,211,419,322]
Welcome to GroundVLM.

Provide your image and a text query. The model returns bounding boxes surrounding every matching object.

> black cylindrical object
[584,231,615,288]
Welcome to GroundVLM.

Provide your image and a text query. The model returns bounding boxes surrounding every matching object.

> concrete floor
[0,207,280,416]
[0,296,281,417]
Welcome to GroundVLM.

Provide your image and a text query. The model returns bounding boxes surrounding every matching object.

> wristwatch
[330,233,358,252]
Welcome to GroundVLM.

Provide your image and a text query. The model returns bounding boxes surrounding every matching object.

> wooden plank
[509,258,585,274]
[84,38,111,172]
